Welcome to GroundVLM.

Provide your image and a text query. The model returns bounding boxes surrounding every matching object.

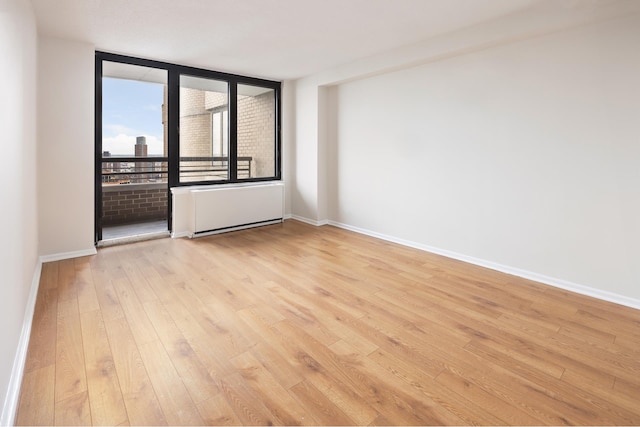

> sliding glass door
[96,60,169,243]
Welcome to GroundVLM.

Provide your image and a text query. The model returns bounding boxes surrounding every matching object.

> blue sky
[102,78,165,155]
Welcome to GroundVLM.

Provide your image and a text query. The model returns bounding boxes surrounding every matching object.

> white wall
[0,0,39,422]
[282,80,295,216]
[292,81,321,221]
[38,37,95,257]
[292,0,633,226]
[327,14,640,302]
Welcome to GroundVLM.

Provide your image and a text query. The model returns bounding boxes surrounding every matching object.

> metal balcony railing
[101,156,252,184]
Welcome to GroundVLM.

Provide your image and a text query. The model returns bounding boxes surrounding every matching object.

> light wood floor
[16,220,640,425]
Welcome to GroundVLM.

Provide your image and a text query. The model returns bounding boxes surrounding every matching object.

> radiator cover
[186,183,284,236]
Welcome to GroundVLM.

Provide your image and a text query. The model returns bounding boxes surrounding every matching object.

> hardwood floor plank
[196,393,243,426]
[440,346,635,425]
[289,380,358,426]
[23,288,57,372]
[608,377,640,416]
[75,257,100,314]
[80,310,128,426]
[270,320,383,426]
[55,304,87,403]
[57,258,77,302]
[54,390,92,426]
[57,293,79,319]
[433,368,543,425]
[161,299,237,377]
[118,253,159,304]
[236,308,305,387]
[166,280,255,360]
[574,308,640,345]
[16,365,55,426]
[111,276,159,346]
[557,322,617,345]
[266,283,343,347]
[326,340,470,425]
[40,261,59,290]
[231,350,317,425]
[91,268,125,322]
[103,317,168,426]
[218,373,280,425]
[136,339,204,425]
[464,338,566,379]
[24,262,58,372]
[16,220,640,426]
[142,299,220,404]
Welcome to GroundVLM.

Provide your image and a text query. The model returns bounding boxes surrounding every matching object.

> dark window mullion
[168,69,180,189]
[94,56,103,244]
[229,82,238,181]
[275,85,282,180]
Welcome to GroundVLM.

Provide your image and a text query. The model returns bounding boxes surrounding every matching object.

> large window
[95,52,281,243]
[96,52,281,190]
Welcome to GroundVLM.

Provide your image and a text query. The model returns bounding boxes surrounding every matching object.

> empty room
[1,0,639,425]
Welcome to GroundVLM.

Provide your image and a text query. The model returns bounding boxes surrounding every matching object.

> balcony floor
[101,220,169,246]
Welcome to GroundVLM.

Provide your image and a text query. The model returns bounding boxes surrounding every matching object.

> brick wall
[238,90,275,178]
[177,86,275,180]
[102,183,168,225]
[205,91,227,110]
[180,87,218,182]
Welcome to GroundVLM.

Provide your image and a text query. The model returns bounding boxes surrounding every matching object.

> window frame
[95,51,282,191]
[211,107,228,158]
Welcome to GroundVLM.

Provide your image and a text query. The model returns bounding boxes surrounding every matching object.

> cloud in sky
[102,77,165,150]
[103,133,164,156]
[104,124,138,135]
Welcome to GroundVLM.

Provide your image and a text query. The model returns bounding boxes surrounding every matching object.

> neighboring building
[163,85,275,182]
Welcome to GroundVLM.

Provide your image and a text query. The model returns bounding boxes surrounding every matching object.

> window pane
[101,62,169,228]
[237,84,276,179]
[102,61,168,183]
[179,75,229,182]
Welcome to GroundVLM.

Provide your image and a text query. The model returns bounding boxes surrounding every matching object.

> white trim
[327,220,640,311]
[290,215,329,226]
[171,231,190,239]
[189,219,283,238]
[1,260,43,426]
[98,231,170,248]
[283,213,293,220]
[39,247,97,263]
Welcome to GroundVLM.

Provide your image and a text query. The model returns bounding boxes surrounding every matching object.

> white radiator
[187,183,284,236]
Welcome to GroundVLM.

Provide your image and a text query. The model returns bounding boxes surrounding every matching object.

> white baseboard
[283,213,293,220]
[39,247,97,263]
[327,220,640,311]
[171,231,190,239]
[290,215,329,226]
[0,260,43,426]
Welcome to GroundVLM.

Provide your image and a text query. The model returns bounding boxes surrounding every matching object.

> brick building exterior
[176,86,275,180]
[102,183,167,225]
[238,89,275,178]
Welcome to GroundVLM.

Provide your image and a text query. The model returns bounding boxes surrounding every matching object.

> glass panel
[180,75,229,182]
[102,61,168,184]
[237,84,276,179]
[101,61,169,228]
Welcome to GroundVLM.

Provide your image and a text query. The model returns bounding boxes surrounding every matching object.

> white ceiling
[31,0,588,80]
